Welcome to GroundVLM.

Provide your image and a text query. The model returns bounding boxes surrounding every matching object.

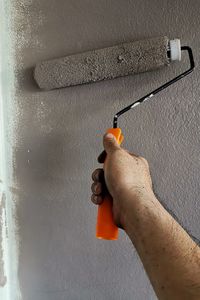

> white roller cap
[169,39,181,61]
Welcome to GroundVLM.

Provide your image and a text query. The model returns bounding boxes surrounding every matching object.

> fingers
[91,168,108,205]
[98,133,122,163]
[91,182,103,195]
[103,133,120,154]
[98,150,106,163]
[91,182,104,205]
[92,168,104,181]
[91,194,103,205]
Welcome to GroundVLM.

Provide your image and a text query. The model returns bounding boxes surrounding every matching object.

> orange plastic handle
[96,128,124,240]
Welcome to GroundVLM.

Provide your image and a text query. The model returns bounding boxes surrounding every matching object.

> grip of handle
[96,128,124,240]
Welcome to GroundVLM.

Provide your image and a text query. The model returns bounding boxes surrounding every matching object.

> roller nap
[34,36,170,90]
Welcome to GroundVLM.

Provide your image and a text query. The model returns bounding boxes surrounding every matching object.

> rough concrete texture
[34,36,169,90]
[11,0,200,299]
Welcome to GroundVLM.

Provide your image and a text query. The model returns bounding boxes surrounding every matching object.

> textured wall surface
[11,0,200,299]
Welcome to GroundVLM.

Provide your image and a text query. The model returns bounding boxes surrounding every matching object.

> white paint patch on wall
[0,0,21,299]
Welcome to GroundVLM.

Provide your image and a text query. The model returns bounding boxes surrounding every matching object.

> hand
[92,135,200,300]
[91,133,153,228]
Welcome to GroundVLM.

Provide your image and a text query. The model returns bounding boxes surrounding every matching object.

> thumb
[103,133,120,154]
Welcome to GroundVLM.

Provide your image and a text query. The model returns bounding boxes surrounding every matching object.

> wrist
[118,188,161,233]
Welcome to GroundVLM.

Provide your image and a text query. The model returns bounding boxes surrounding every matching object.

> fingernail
[106,133,113,139]
[93,195,98,202]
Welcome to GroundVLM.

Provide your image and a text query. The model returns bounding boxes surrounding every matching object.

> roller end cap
[170,39,181,61]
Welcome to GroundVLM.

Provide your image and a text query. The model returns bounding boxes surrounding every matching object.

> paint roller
[33,36,195,240]
[34,36,180,90]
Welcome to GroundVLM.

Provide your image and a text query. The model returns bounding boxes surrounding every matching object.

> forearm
[121,190,200,300]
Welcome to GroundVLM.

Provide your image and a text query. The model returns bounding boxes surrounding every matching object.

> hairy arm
[123,190,200,300]
[91,133,200,300]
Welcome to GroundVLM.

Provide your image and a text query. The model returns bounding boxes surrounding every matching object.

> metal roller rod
[113,46,195,128]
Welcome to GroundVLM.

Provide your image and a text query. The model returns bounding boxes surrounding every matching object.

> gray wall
[12,0,200,299]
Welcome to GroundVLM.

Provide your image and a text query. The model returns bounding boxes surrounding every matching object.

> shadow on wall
[16,67,39,93]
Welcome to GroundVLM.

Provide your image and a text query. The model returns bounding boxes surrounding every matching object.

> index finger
[98,150,107,163]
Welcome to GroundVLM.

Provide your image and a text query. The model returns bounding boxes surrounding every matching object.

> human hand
[91,133,153,228]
